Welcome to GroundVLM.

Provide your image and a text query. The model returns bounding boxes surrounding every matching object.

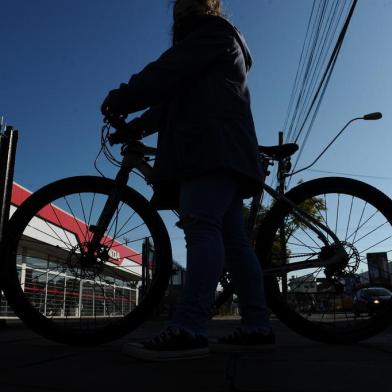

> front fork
[86,167,131,259]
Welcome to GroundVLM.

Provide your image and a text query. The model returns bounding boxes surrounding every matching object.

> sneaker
[122,326,209,361]
[210,328,275,353]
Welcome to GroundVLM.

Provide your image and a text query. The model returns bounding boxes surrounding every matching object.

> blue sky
[1,0,392,265]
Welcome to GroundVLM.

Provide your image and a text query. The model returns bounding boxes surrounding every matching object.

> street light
[288,112,383,177]
[363,112,382,120]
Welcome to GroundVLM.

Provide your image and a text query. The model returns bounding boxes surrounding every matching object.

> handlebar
[104,114,127,131]
[104,115,143,146]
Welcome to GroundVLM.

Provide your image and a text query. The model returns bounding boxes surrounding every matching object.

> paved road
[0,317,392,391]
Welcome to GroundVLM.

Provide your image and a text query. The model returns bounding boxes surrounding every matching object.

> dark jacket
[122,16,264,209]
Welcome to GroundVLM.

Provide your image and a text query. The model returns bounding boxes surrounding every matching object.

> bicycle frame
[87,142,155,255]
[91,137,347,278]
[95,111,386,276]
[243,156,346,276]
[261,183,346,273]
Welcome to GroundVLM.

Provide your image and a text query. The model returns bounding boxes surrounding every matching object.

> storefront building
[0,183,185,319]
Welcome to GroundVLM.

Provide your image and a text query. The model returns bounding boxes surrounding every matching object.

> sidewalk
[0,317,391,391]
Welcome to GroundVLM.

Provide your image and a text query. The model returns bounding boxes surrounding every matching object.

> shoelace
[148,327,181,346]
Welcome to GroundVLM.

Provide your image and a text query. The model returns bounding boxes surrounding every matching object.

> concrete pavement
[0,317,391,391]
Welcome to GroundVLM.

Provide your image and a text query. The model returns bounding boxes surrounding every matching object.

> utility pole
[277,131,288,297]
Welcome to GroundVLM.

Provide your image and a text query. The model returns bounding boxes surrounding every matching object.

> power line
[283,2,316,140]
[307,169,392,181]
[272,1,358,192]
[286,1,327,143]
[287,0,358,186]
[291,1,346,143]
[293,0,357,146]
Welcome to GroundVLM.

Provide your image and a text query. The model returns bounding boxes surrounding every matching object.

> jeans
[169,171,271,336]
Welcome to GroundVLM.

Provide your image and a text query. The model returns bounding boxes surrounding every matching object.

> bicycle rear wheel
[257,177,392,343]
[2,176,172,345]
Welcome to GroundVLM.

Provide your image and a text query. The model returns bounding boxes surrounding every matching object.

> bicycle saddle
[258,143,299,160]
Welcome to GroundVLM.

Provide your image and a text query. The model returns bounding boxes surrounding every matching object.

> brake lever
[104,114,127,130]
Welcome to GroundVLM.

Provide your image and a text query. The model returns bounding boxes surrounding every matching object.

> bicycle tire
[256,177,392,343]
[2,176,172,345]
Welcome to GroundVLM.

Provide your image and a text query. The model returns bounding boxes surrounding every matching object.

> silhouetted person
[101,0,273,361]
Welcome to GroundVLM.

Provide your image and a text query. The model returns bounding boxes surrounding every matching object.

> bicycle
[2,113,392,346]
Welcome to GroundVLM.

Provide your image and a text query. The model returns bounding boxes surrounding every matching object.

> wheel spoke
[344,196,354,242]
[259,178,392,343]
[6,178,172,344]
[62,196,87,244]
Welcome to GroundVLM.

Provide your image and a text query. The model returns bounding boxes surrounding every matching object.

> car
[353,287,392,316]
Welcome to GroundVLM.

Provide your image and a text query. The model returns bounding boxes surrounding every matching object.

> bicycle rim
[3,176,172,345]
[257,177,392,343]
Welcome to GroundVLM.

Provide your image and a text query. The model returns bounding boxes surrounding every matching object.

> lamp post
[288,112,383,178]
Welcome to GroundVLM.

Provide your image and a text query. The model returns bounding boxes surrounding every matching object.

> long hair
[172,0,223,18]
[171,0,224,44]
[196,0,223,16]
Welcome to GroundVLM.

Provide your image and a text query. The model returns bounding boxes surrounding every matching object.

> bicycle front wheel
[2,176,172,345]
[257,177,392,343]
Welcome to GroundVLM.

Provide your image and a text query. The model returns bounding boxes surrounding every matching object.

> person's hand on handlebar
[101,83,131,117]
[107,117,144,145]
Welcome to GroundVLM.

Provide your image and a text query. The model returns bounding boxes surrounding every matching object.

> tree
[243,184,326,294]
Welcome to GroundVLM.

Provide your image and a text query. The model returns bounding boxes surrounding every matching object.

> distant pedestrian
[101,0,274,361]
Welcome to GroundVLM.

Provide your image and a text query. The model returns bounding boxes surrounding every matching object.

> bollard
[0,131,10,325]
[0,126,18,325]
[0,127,18,243]
[0,133,10,239]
